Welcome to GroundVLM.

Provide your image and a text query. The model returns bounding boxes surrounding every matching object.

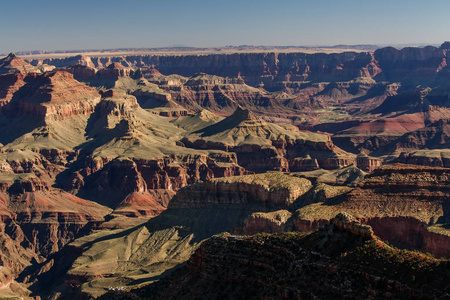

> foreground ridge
[123,213,450,300]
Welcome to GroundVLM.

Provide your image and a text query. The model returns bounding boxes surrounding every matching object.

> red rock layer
[1,71,101,122]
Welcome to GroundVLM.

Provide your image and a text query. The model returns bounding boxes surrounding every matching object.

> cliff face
[30,45,450,87]
[396,149,450,168]
[374,46,449,83]
[364,217,450,259]
[33,51,380,85]
[170,172,312,210]
[75,154,250,209]
[26,165,450,298]
[221,164,450,258]
[0,73,27,108]
[26,46,450,165]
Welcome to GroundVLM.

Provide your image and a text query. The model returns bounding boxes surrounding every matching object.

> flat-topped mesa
[184,73,245,86]
[156,72,272,113]
[66,64,97,81]
[97,62,137,80]
[72,55,96,68]
[0,53,41,75]
[2,70,101,122]
[51,55,98,81]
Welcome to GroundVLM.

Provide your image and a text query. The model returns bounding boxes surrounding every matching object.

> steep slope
[35,172,313,298]
[0,151,112,298]
[32,51,380,85]
[129,214,450,300]
[172,109,223,132]
[1,45,449,299]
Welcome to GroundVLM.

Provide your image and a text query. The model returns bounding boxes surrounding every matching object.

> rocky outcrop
[396,149,450,167]
[170,172,312,210]
[66,64,97,81]
[30,44,450,87]
[140,214,449,300]
[365,216,450,259]
[155,73,273,112]
[356,153,382,172]
[343,164,450,223]
[373,45,449,83]
[0,53,41,75]
[233,210,293,235]
[0,73,27,108]
[97,63,136,80]
[73,153,251,210]
[0,167,111,296]
[0,71,101,122]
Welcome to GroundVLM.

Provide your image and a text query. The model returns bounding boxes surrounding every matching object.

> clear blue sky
[1,0,449,53]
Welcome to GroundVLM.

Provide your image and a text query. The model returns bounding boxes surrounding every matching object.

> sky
[0,0,449,53]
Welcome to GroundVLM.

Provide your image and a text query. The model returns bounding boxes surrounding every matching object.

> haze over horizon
[1,0,449,53]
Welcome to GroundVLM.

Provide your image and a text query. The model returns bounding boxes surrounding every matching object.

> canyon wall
[31,44,450,87]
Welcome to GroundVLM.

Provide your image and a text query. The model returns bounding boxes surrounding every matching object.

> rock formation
[0,53,41,75]
[131,214,449,300]
[181,106,356,172]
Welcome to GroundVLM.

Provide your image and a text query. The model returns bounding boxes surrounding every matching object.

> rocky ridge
[127,213,450,300]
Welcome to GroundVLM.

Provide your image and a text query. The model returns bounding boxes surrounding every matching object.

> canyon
[0,43,449,298]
